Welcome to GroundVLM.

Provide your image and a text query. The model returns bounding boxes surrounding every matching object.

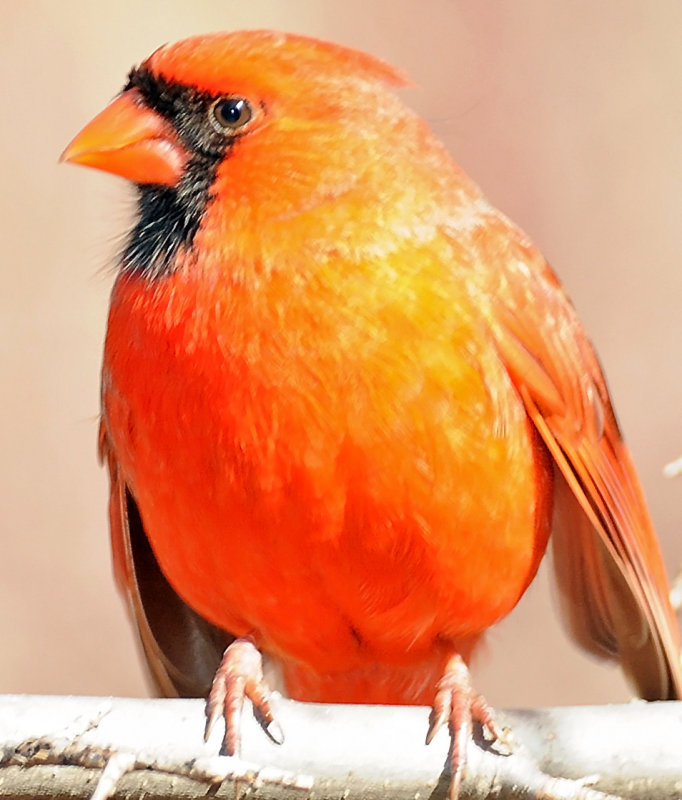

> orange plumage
[63,29,681,794]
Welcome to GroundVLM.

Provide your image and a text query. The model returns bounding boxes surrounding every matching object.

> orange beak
[61,89,188,186]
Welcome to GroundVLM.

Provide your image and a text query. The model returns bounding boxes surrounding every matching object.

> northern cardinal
[62,30,682,796]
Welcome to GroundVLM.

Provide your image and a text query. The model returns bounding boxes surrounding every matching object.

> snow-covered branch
[0,694,679,799]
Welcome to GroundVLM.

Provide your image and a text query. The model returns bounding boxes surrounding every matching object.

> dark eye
[210,97,253,131]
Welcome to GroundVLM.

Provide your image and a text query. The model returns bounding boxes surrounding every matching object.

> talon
[427,653,504,799]
[204,638,283,756]
[263,717,285,745]
[470,691,506,744]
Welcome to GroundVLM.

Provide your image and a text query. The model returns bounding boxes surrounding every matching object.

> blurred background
[1,0,681,707]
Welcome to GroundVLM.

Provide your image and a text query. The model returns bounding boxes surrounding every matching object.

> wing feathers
[100,423,232,698]
[488,231,682,699]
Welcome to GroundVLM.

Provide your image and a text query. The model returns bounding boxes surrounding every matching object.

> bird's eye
[210,97,253,132]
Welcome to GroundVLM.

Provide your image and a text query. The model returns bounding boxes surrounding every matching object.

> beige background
[1,1,681,707]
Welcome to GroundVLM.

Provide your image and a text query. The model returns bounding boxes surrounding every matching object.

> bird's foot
[426,653,510,799]
[205,637,284,756]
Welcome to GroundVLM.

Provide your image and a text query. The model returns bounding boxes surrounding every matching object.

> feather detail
[100,422,232,698]
[482,217,682,699]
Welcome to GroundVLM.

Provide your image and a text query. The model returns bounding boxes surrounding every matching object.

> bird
[61,29,682,797]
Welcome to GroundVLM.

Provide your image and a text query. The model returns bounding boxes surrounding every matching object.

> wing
[99,422,232,698]
[471,212,682,700]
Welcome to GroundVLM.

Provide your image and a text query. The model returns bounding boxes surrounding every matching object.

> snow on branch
[0,694,680,799]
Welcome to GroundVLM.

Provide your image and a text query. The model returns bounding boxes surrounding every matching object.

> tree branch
[0,694,679,799]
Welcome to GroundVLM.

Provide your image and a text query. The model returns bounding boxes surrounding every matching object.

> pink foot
[427,653,507,799]
[204,638,284,756]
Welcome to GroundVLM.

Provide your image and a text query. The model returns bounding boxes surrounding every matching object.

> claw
[205,638,283,756]
[427,653,505,799]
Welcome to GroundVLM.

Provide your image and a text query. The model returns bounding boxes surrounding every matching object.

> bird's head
[61,30,422,279]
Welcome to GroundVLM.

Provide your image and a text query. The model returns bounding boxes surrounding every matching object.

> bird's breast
[102,257,553,680]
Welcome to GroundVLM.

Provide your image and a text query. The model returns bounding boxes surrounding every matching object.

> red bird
[62,30,682,795]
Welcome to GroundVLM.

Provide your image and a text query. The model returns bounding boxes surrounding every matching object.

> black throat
[119,67,232,280]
